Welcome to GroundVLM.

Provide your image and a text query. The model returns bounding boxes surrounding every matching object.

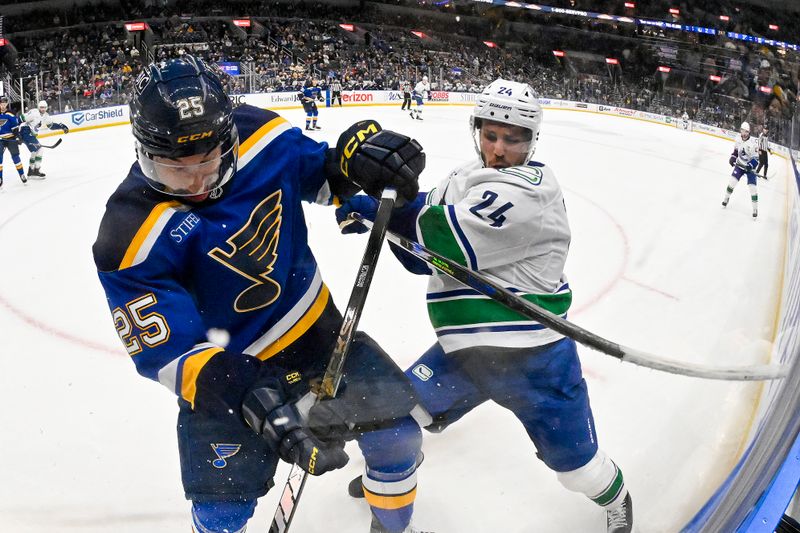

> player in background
[755,125,771,180]
[92,56,428,533]
[300,78,323,130]
[401,80,412,111]
[331,77,343,106]
[410,75,429,120]
[20,100,69,179]
[337,79,633,532]
[680,110,690,131]
[722,121,759,219]
[0,96,27,187]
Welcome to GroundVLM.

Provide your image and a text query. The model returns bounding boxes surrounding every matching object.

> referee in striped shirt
[756,125,771,179]
[331,78,343,106]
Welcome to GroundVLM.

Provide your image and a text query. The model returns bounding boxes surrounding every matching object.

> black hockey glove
[242,386,349,476]
[729,156,736,167]
[335,120,424,203]
[61,125,69,134]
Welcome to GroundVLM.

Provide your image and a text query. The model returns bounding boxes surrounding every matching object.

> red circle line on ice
[0,176,123,356]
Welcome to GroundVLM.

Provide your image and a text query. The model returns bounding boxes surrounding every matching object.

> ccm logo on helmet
[177,131,213,143]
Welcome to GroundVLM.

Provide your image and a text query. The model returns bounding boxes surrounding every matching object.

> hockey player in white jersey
[337,78,633,532]
[20,100,69,178]
[680,110,690,131]
[410,75,429,120]
[722,121,759,219]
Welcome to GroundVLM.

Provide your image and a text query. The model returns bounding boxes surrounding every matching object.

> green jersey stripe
[418,206,468,267]
[427,291,572,328]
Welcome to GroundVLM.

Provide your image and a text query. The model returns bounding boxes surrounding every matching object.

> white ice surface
[0,104,790,532]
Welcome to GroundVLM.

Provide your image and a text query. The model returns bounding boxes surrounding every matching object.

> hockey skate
[721,199,728,208]
[27,169,45,180]
[370,512,433,533]
[19,173,27,184]
[313,125,322,130]
[606,493,633,533]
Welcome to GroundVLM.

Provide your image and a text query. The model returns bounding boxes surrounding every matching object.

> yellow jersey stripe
[238,116,288,159]
[180,347,224,408]
[256,284,330,361]
[119,201,182,270]
[363,487,417,510]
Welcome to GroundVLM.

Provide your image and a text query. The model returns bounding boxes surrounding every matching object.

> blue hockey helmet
[130,55,239,199]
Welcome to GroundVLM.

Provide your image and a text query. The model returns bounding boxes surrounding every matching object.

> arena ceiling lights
[471,0,800,51]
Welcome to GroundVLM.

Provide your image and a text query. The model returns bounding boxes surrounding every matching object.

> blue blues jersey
[301,86,321,102]
[93,105,343,412]
[0,112,20,140]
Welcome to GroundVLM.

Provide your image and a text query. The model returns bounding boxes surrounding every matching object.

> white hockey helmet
[37,100,48,112]
[470,78,542,165]
[740,121,750,132]
[422,75,428,82]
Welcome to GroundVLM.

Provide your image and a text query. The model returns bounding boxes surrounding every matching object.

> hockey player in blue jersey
[300,78,323,130]
[19,100,69,179]
[92,55,428,533]
[337,79,633,532]
[0,96,28,187]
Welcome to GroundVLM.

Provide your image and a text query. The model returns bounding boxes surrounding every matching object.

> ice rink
[0,103,791,532]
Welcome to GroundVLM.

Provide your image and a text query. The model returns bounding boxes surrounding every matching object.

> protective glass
[137,134,239,198]
[472,120,533,168]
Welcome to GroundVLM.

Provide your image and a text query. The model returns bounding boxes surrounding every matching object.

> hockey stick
[269,188,398,533]
[38,138,62,149]
[346,213,787,382]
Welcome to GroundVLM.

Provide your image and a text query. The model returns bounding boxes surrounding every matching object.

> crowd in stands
[1,0,798,147]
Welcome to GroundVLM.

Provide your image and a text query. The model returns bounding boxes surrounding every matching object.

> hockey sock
[13,154,24,177]
[305,117,311,129]
[362,467,417,533]
[557,449,628,510]
[749,184,758,212]
[359,417,421,533]
[191,500,254,533]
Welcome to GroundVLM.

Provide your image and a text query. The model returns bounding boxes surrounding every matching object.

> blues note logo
[211,443,242,468]
[208,190,283,313]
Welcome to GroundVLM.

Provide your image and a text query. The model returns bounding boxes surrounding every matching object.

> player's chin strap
[345,213,787,382]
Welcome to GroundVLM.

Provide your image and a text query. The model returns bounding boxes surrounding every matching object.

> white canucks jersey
[734,135,759,170]
[413,80,430,98]
[416,159,571,352]
[23,108,54,133]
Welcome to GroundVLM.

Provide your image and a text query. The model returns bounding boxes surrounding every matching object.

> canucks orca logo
[211,443,242,468]
[499,166,542,186]
[208,190,283,312]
